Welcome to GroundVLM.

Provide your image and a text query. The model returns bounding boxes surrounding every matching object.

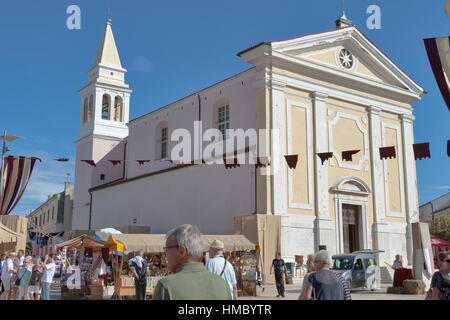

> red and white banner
[424,36,450,111]
[0,156,41,215]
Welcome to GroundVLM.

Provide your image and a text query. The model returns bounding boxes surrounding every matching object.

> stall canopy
[55,234,105,251]
[0,221,20,253]
[431,235,450,248]
[104,234,255,253]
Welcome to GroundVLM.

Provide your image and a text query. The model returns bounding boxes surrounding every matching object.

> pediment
[269,27,424,97]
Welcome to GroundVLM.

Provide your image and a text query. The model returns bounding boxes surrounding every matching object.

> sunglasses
[163,245,179,253]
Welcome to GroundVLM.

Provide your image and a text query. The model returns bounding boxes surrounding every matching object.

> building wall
[269,40,419,264]
[91,163,254,234]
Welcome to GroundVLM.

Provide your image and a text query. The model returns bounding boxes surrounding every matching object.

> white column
[368,105,388,263]
[270,78,287,216]
[401,113,418,265]
[312,92,334,253]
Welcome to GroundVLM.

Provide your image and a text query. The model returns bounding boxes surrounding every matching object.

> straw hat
[209,240,224,250]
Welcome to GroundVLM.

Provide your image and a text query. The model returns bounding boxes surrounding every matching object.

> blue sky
[0,0,449,216]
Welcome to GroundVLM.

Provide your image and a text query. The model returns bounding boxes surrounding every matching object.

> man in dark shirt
[270,252,288,297]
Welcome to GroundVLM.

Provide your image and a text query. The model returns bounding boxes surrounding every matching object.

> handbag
[425,272,446,300]
[15,271,24,286]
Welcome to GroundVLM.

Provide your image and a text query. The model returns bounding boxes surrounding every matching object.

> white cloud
[130,56,153,73]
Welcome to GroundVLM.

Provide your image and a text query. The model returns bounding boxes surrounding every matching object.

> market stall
[104,234,168,300]
[104,233,256,299]
[55,234,108,300]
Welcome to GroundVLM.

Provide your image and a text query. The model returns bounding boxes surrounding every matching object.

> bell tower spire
[77,18,133,141]
[73,19,133,231]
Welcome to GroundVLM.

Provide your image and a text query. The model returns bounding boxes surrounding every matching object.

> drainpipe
[88,191,93,231]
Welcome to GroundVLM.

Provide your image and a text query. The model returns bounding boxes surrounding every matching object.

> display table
[393,268,413,287]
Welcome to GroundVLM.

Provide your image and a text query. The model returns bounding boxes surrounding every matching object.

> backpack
[425,272,446,300]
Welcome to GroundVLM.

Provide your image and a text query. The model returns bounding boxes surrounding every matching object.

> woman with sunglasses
[430,251,450,300]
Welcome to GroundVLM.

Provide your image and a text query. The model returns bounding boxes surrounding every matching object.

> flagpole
[0,130,6,207]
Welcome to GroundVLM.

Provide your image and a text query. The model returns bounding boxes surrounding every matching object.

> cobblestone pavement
[48,278,425,301]
[237,280,426,300]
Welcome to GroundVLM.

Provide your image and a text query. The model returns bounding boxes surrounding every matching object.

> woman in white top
[298,254,315,300]
[386,254,403,270]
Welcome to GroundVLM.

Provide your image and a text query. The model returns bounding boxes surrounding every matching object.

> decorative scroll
[379,146,396,160]
[413,143,431,160]
[137,160,151,165]
[109,160,122,166]
[54,158,69,162]
[317,152,333,165]
[284,155,298,169]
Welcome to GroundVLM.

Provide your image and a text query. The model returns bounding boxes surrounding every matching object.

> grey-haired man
[153,224,231,300]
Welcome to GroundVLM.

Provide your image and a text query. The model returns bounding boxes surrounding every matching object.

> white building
[72,15,425,268]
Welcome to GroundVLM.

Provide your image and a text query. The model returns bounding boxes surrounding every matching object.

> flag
[254,157,270,168]
[284,155,298,169]
[413,143,431,160]
[109,160,121,166]
[342,150,360,162]
[166,159,182,166]
[424,37,450,111]
[447,140,450,157]
[379,146,396,160]
[0,156,41,215]
[317,152,333,165]
[224,157,240,169]
[81,160,96,167]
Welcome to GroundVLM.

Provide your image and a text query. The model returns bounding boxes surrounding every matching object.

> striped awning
[0,156,41,215]
[424,36,450,111]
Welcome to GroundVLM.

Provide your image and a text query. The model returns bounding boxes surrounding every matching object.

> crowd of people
[1,224,449,301]
[0,250,57,300]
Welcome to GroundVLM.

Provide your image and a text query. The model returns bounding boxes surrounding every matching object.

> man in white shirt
[0,252,16,300]
[40,253,56,300]
[205,240,238,300]
[12,249,25,300]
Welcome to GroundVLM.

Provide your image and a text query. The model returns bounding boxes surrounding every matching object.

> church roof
[237,26,425,96]
[91,19,123,70]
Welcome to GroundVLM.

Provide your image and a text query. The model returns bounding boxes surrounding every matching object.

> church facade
[72,16,425,265]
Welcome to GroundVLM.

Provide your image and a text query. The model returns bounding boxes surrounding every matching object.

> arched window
[88,95,94,121]
[101,94,110,120]
[155,121,168,159]
[83,98,88,123]
[114,96,123,122]
[217,104,230,139]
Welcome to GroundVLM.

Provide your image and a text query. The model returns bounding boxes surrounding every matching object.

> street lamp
[0,130,23,199]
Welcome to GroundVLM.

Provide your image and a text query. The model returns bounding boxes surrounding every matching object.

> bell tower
[72,19,133,231]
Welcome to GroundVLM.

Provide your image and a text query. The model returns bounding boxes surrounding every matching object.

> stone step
[380,266,393,284]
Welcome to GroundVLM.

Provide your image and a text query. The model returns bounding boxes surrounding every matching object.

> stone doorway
[342,204,360,253]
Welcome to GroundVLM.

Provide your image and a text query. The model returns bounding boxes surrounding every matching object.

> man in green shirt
[152,224,231,300]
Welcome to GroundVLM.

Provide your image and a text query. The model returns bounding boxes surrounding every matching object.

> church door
[342,204,360,253]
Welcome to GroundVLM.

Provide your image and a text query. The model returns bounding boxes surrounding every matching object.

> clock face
[338,48,354,69]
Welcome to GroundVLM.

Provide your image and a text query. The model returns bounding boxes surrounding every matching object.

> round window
[338,48,354,69]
